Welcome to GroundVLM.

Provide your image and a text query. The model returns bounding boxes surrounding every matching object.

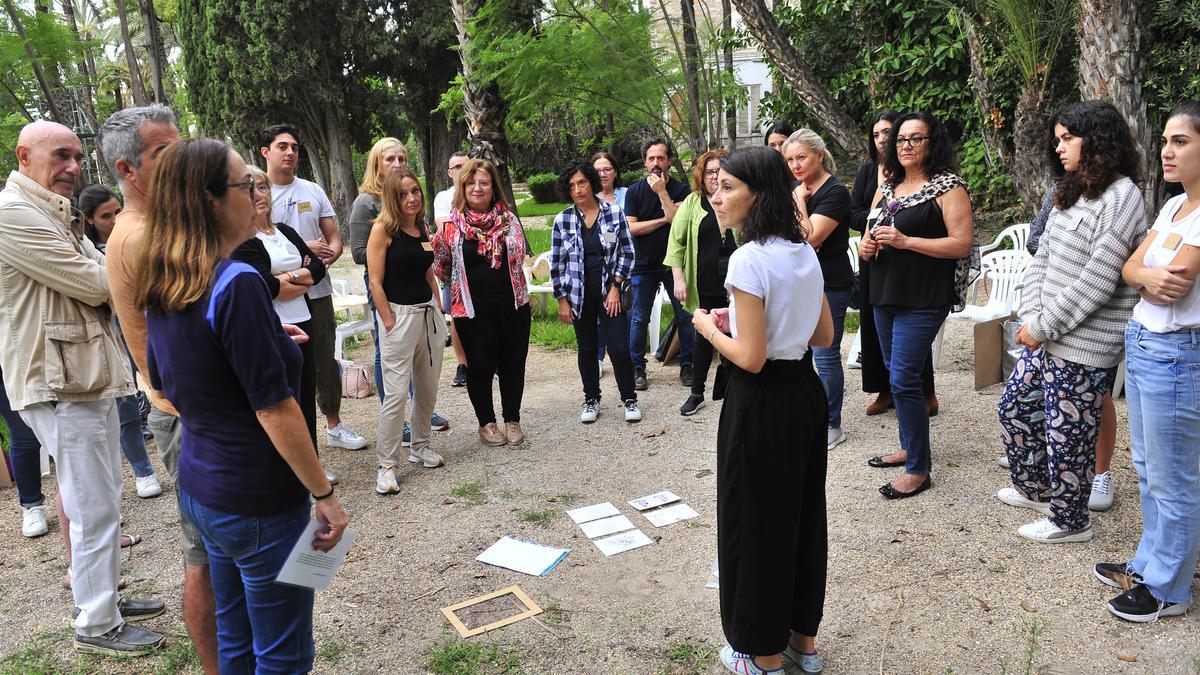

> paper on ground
[579,514,636,539]
[566,502,620,524]
[593,528,654,556]
[476,536,570,576]
[643,502,699,527]
[628,490,681,511]
[275,519,357,590]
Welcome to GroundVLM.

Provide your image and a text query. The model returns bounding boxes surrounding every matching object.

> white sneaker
[1089,471,1114,511]
[325,470,339,485]
[1018,517,1093,543]
[998,455,1010,469]
[580,399,599,424]
[996,487,1051,515]
[408,446,445,468]
[135,474,162,498]
[826,427,846,450]
[326,423,368,450]
[623,399,642,423]
[21,505,48,538]
[375,467,399,495]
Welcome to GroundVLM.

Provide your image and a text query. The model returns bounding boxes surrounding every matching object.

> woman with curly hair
[995,100,1145,543]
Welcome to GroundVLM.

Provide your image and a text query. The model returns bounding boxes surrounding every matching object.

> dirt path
[1,320,1197,674]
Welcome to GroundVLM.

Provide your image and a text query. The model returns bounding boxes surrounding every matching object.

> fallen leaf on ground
[1116,654,1137,663]
[642,427,666,438]
[890,533,906,543]
[1020,600,1037,612]
[442,497,456,505]
[975,597,991,611]
[695,469,713,478]
[947,462,960,468]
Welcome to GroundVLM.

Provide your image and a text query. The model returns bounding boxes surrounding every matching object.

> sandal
[879,476,932,499]
[120,532,141,548]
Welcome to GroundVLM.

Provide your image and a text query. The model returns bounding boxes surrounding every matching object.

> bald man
[0,121,166,656]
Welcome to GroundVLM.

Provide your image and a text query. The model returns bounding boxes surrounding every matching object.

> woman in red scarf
[432,159,532,447]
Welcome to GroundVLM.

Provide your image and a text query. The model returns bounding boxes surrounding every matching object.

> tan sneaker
[479,423,506,446]
[504,422,525,445]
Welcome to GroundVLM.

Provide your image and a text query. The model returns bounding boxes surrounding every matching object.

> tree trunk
[722,0,736,149]
[963,19,1008,170]
[1012,88,1054,214]
[678,0,708,151]
[420,115,468,226]
[138,0,169,104]
[2,0,67,123]
[731,0,864,159]
[451,0,518,208]
[1076,0,1157,213]
[114,0,149,106]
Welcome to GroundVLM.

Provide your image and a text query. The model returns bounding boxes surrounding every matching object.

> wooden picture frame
[440,586,542,638]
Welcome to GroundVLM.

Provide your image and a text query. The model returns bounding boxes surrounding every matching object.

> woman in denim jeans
[1101,101,1200,622]
[137,138,349,673]
[859,112,974,499]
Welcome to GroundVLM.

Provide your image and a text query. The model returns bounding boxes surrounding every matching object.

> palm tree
[112,0,148,106]
[2,0,67,122]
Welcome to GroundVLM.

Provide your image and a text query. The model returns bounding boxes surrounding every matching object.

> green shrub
[526,173,559,204]
[620,170,643,188]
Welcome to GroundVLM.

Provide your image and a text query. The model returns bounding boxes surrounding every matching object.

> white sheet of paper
[275,519,357,590]
[593,528,654,556]
[579,514,636,539]
[643,503,700,527]
[628,490,681,511]
[566,502,620,524]
[475,535,570,576]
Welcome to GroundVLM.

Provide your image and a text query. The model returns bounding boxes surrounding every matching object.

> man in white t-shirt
[261,124,367,455]
[433,151,470,387]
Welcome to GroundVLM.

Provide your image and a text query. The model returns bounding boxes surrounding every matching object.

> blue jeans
[0,364,44,508]
[1124,320,1200,604]
[116,394,154,478]
[629,269,693,369]
[813,288,852,428]
[180,491,315,674]
[873,305,949,475]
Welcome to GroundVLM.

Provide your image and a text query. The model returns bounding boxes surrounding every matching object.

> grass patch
[529,318,577,351]
[154,639,199,674]
[516,200,570,219]
[0,629,82,675]
[524,228,551,256]
[541,597,571,625]
[518,508,556,528]
[666,637,718,674]
[845,311,860,334]
[998,618,1047,675]
[317,640,346,666]
[450,480,488,505]
[553,492,580,507]
[425,638,521,675]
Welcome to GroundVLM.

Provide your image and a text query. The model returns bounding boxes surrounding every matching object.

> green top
[662,192,709,313]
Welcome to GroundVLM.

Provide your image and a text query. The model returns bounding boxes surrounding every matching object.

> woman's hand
[312,494,349,552]
[1016,323,1042,351]
[604,286,622,317]
[380,314,396,334]
[674,282,688,305]
[557,298,573,324]
[859,234,880,259]
[692,308,716,339]
[872,225,910,250]
[282,324,309,344]
[1137,265,1193,304]
[711,307,730,335]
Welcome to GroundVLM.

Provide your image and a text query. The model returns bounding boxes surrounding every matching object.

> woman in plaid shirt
[551,160,642,423]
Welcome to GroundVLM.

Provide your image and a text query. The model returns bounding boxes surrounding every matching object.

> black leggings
[454,304,532,425]
[691,293,727,397]
[294,318,318,452]
[859,262,935,396]
[574,291,635,402]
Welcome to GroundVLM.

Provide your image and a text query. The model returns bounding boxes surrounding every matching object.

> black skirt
[717,355,828,655]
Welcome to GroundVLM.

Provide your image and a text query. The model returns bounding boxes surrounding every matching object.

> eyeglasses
[595,167,614,174]
[253,182,271,194]
[895,136,929,148]
[449,164,466,172]
[704,169,721,177]
[227,178,255,196]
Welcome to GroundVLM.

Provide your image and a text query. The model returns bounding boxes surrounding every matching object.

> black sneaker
[680,394,705,416]
[1094,562,1142,590]
[679,364,693,386]
[74,622,165,656]
[1107,584,1191,622]
[634,367,648,391]
[452,364,468,387]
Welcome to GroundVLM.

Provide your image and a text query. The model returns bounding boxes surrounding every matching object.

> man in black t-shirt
[624,138,693,390]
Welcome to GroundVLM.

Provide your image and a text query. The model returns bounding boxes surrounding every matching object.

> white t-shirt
[433,187,455,222]
[725,237,824,360]
[256,229,311,324]
[1132,194,1200,332]
[270,177,336,299]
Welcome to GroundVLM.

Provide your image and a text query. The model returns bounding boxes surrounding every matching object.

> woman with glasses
[232,167,327,455]
[859,111,974,500]
[850,111,939,418]
[995,100,1145,543]
[591,151,628,374]
[665,149,735,416]
[433,158,532,447]
[782,130,853,449]
[138,139,348,672]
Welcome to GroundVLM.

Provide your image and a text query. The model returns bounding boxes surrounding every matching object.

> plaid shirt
[550,199,634,318]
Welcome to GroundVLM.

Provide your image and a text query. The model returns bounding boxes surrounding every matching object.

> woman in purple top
[136,138,349,673]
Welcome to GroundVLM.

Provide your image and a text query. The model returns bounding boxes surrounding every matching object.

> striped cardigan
[1018,176,1147,368]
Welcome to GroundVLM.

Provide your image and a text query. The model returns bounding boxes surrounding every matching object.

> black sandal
[867,455,906,468]
[879,476,932,499]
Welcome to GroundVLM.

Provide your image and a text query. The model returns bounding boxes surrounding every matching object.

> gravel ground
[1,279,1198,673]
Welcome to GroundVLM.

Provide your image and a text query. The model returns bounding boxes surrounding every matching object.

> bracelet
[708,328,719,342]
[312,486,334,501]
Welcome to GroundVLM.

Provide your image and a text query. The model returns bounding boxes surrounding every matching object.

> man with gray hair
[100,105,219,673]
[1,120,166,655]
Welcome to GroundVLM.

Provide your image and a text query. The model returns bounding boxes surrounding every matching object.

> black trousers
[859,262,935,395]
[455,303,531,425]
[294,318,318,452]
[718,356,827,655]
[691,293,727,397]
[573,290,636,402]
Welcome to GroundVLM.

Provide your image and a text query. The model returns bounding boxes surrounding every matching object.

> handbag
[340,362,374,399]
[618,278,633,314]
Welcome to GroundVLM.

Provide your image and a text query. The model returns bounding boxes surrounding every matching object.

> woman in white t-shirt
[691,147,833,675]
[1107,101,1200,623]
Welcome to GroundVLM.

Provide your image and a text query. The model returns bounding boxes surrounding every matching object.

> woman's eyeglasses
[895,136,929,148]
[227,178,255,196]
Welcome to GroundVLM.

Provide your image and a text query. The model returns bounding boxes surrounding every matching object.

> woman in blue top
[136,138,349,674]
[551,160,641,423]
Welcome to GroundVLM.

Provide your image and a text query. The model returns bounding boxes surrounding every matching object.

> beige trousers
[376,300,445,467]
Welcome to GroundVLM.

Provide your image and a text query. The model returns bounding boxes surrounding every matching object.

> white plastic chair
[332,278,374,360]
[951,250,1030,323]
[980,223,1031,256]
[525,251,554,297]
